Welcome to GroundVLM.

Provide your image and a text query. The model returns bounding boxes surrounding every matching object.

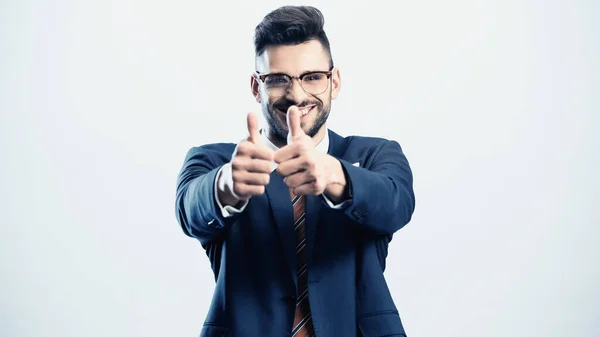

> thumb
[246,112,260,144]
[286,106,304,143]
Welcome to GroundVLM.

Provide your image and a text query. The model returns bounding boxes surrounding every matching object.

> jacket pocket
[200,324,229,337]
[357,311,406,337]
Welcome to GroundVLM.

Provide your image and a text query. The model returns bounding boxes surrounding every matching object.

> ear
[250,74,261,103]
[331,68,341,100]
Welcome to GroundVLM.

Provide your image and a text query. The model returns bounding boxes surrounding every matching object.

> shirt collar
[260,128,329,154]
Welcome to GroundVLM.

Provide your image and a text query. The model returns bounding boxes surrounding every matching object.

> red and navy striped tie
[290,190,315,337]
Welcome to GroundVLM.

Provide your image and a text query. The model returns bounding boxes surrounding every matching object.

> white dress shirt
[214,129,351,218]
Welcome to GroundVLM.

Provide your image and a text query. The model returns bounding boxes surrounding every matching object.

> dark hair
[254,6,333,68]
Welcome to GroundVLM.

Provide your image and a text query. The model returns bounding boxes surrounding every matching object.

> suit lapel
[265,170,297,290]
[327,129,346,158]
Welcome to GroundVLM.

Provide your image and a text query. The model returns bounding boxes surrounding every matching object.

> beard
[261,94,331,144]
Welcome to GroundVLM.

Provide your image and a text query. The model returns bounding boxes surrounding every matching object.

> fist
[217,112,274,205]
[274,106,340,196]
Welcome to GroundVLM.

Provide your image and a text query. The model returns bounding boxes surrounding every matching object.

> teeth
[300,106,312,116]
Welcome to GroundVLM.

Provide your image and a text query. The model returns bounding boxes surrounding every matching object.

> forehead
[256,39,330,74]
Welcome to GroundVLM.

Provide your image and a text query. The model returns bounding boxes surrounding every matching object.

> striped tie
[290,190,315,337]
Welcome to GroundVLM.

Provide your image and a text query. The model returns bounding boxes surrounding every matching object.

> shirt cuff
[321,193,352,209]
[214,164,248,218]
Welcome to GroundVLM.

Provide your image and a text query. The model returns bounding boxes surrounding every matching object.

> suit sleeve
[339,140,415,235]
[175,146,240,247]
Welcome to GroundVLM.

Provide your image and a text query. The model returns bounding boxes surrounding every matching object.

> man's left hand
[274,106,347,199]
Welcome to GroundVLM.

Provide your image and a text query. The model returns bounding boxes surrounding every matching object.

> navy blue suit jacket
[175,129,415,337]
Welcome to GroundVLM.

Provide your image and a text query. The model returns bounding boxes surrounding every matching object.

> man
[175,6,415,337]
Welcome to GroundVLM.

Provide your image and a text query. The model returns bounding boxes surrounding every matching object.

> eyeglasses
[255,69,333,98]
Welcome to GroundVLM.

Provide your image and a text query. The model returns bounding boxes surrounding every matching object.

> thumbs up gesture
[217,112,275,206]
[275,106,343,196]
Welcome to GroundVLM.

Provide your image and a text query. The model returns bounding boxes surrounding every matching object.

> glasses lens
[264,74,290,97]
[301,72,329,95]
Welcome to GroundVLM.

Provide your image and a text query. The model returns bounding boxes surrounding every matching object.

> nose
[284,77,308,103]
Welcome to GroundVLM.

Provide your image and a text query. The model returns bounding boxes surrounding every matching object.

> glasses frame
[255,68,334,97]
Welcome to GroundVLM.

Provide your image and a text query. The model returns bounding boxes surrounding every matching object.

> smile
[277,105,316,119]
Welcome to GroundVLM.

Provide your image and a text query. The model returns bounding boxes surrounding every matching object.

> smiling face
[251,39,341,147]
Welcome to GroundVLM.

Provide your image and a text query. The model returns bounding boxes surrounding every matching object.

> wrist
[324,156,348,202]
[325,155,346,186]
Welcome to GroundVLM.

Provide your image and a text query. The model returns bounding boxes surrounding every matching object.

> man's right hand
[217,112,274,207]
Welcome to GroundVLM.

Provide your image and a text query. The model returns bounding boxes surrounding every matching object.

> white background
[1,0,598,336]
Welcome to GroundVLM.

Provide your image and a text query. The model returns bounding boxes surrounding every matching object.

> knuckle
[231,158,244,170]
[259,160,272,172]
[232,184,245,196]
[238,141,252,154]
[306,157,316,169]
[314,179,325,191]
[297,142,308,152]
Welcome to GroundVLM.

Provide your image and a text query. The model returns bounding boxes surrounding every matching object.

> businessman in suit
[175,5,415,337]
